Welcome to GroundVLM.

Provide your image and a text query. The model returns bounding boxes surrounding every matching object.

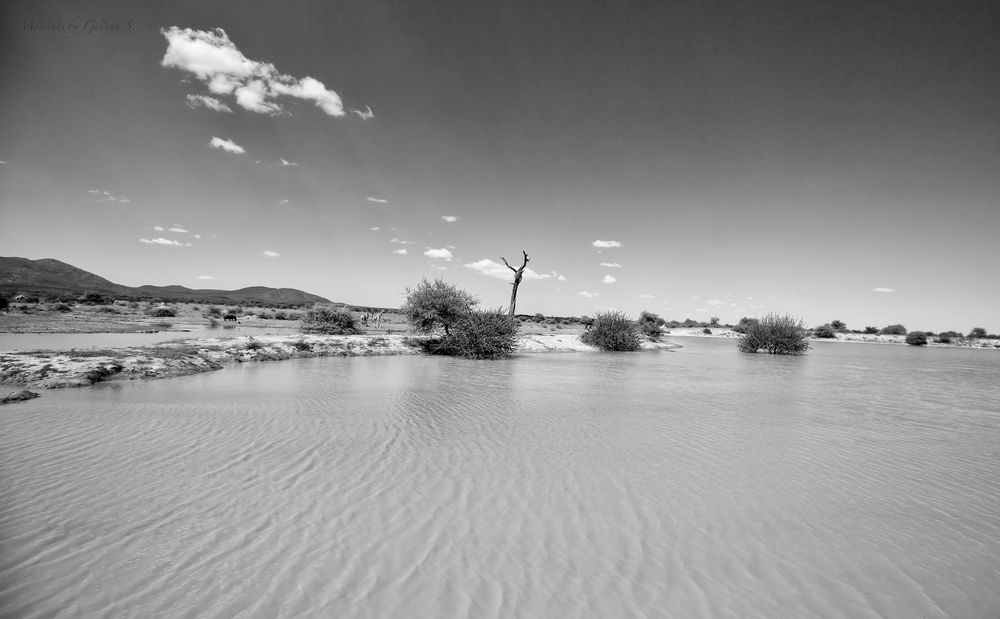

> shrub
[205,306,223,317]
[100,305,121,314]
[300,305,362,335]
[934,335,952,344]
[738,313,810,355]
[830,320,846,331]
[581,311,641,351]
[291,340,312,352]
[863,326,879,334]
[274,311,288,320]
[968,327,987,338]
[905,331,928,346]
[81,292,108,305]
[709,316,720,327]
[430,310,520,359]
[401,278,477,334]
[533,313,545,322]
[880,324,907,335]
[149,307,177,318]
[51,302,73,312]
[733,317,759,334]
[703,328,712,335]
[813,324,837,338]
[245,336,265,351]
[637,311,665,340]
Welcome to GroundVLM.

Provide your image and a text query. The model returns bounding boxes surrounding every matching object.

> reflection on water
[1,339,999,617]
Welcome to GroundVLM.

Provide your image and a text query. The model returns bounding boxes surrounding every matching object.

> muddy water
[1,339,998,617]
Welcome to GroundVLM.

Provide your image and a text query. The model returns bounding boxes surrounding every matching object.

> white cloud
[0,160,7,165]
[209,136,245,154]
[558,275,566,282]
[278,199,290,206]
[196,275,214,280]
[352,106,374,121]
[194,234,202,239]
[600,262,622,268]
[185,94,233,113]
[393,248,408,255]
[370,226,380,231]
[390,237,415,245]
[424,248,453,260]
[140,237,183,246]
[366,196,388,204]
[707,299,724,306]
[640,293,654,299]
[872,287,895,293]
[592,240,622,248]
[579,291,598,298]
[153,225,164,232]
[161,27,345,117]
[441,215,458,223]
[278,158,298,167]
[464,259,552,281]
[168,226,189,233]
[91,189,130,204]
[263,250,280,258]
[602,275,617,284]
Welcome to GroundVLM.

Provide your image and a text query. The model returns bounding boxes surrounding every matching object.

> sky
[1,0,998,332]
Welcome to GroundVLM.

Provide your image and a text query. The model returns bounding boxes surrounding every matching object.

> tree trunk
[502,251,529,317]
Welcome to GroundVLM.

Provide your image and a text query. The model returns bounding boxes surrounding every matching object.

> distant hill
[0,257,332,306]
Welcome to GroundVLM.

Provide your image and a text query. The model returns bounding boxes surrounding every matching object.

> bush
[149,307,177,318]
[702,328,712,335]
[291,340,312,352]
[733,317,759,334]
[245,336,265,351]
[205,306,223,317]
[274,311,288,320]
[934,335,952,344]
[430,310,520,359]
[637,311,665,340]
[863,326,879,334]
[880,324,907,335]
[968,327,987,338]
[813,324,837,338]
[738,313,810,355]
[905,331,928,346]
[401,278,477,334]
[300,305,362,335]
[533,313,545,322]
[830,320,846,331]
[581,311,641,351]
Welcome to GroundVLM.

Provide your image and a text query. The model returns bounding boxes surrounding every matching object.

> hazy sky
[2,0,997,331]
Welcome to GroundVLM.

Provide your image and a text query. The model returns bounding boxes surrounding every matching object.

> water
[1,338,998,618]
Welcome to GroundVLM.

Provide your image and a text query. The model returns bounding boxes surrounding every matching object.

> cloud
[194,234,202,239]
[168,226,189,233]
[602,275,617,284]
[464,259,552,281]
[352,105,374,121]
[278,158,298,167]
[366,196,388,204]
[592,240,622,248]
[209,136,245,154]
[153,225,164,232]
[185,94,233,113]
[263,250,280,258]
[0,160,6,165]
[872,287,895,293]
[390,237,415,245]
[600,262,622,268]
[370,226,380,231]
[441,215,458,223]
[640,293,654,299]
[707,299,724,306]
[161,27,345,117]
[424,248,453,260]
[558,275,566,282]
[91,189,130,204]
[579,291,598,298]
[140,237,183,246]
[393,248,408,255]
[278,199,290,206]
[196,275,214,280]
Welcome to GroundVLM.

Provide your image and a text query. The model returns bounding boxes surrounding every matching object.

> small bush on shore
[813,324,837,338]
[429,310,520,359]
[863,326,879,334]
[300,305,362,335]
[738,313,810,355]
[880,324,907,335]
[905,331,928,346]
[401,278,477,335]
[581,311,641,351]
[149,307,177,318]
[733,317,759,334]
[968,327,987,338]
[934,335,952,344]
[637,311,665,340]
[703,328,712,335]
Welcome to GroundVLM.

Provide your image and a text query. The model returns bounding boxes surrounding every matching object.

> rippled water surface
[2,338,999,618]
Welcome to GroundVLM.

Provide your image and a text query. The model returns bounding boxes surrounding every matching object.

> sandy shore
[0,332,679,395]
[663,327,1000,348]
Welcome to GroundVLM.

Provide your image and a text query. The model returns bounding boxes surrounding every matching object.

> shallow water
[1,339,999,618]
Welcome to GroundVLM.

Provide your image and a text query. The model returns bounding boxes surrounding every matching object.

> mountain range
[0,257,331,306]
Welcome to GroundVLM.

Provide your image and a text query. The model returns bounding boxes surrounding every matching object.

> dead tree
[501,250,529,317]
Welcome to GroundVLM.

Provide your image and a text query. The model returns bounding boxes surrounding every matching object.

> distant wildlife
[223,314,238,322]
